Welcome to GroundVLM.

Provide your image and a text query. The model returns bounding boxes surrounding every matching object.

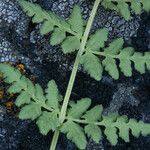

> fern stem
[59,0,102,124]
[91,51,120,59]
[65,117,106,126]
[91,51,150,61]
[50,129,60,150]
[50,0,102,149]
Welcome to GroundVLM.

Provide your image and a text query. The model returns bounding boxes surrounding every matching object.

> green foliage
[61,36,80,54]
[20,1,150,81]
[2,2,150,150]
[81,29,150,80]
[45,80,60,109]
[86,28,108,51]
[82,105,103,121]
[85,124,102,143]
[61,120,87,149]
[0,63,60,134]
[36,111,60,135]
[19,0,83,54]
[68,5,84,36]
[102,0,150,20]
[19,102,41,120]
[68,98,91,119]
[62,98,150,149]
[0,64,150,149]
[80,52,103,81]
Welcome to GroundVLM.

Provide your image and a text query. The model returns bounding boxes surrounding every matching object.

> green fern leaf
[0,64,55,115]
[80,52,103,81]
[61,120,87,149]
[88,35,150,80]
[139,120,150,136]
[26,79,35,97]
[36,111,60,135]
[82,105,103,122]
[85,124,102,143]
[131,1,142,14]
[131,52,146,74]
[8,82,23,93]
[128,119,141,137]
[119,47,134,77]
[61,36,80,54]
[102,0,150,20]
[117,2,130,20]
[19,1,84,54]
[0,63,21,83]
[115,115,129,142]
[45,80,59,109]
[50,28,66,46]
[101,1,118,11]
[142,0,150,12]
[15,91,31,107]
[100,113,150,145]
[35,84,46,102]
[40,21,54,35]
[68,98,91,119]
[102,57,119,79]
[19,102,41,120]
[96,113,119,145]
[68,5,83,35]
[86,28,108,51]
[104,38,124,55]
[104,126,118,145]
[145,52,150,70]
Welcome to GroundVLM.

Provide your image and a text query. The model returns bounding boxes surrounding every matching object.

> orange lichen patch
[0,89,4,99]
[4,101,15,111]
[16,63,26,73]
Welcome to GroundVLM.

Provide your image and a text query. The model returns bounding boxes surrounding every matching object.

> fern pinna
[0,0,150,150]
[0,64,150,149]
[19,0,83,54]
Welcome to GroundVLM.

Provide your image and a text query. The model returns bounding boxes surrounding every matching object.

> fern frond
[0,64,60,134]
[64,98,150,149]
[102,0,150,20]
[19,0,84,53]
[81,29,150,80]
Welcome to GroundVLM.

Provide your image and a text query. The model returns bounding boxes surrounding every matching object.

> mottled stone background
[0,0,150,150]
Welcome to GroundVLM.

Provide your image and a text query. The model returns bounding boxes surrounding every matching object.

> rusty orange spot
[16,64,26,73]
[0,89,4,99]
[5,101,14,111]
